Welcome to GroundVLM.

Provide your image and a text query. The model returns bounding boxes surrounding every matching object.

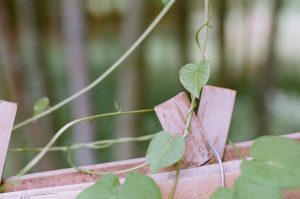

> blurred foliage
[0,0,300,176]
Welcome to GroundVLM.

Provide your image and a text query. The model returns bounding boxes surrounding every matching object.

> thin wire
[208,142,225,187]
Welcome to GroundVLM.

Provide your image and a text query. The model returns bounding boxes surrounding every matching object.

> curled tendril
[195,0,213,59]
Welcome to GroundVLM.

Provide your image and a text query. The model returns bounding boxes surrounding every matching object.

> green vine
[4,0,214,198]
[12,0,176,132]
[15,109,153,176]
[9,134,156,153]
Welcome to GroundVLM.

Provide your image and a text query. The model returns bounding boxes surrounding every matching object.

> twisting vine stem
[12,0,176,132]
[168,1,213,198]
[195,0,213,60]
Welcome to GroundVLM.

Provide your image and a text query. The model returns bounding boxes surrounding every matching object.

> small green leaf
[76,173,120,199]
[161,0,169,5]
[76,173,161,199]
[33,97,50,116]
[210,188,234,199]
[146,131,185,173]
[179,61,210,98]
[242,136,300,189]
[235,177,282,199]
[117,173,161,199]
[114,101,122,112]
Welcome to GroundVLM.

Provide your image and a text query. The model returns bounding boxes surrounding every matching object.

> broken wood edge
[154,92,211,168]
[198,85,237,159]
[3,132,300,193]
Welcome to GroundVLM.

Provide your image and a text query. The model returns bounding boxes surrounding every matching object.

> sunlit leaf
[146,131,185,173]
[179,61,210,98]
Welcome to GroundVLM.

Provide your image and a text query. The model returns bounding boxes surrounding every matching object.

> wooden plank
[0,100,17,182]
[0,160,242,199]
[1,159,299,199]
[198,85,236,158]
[3,131,300,192]
[154,92,211,168]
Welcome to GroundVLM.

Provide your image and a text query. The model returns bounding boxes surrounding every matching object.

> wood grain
[0,100,17,182]
[3,132,300,193]
[198,86,236,158]
[154,92,211,168]
[1,159,299,199]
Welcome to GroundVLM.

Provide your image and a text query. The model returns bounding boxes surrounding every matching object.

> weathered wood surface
[198,86,236,158]
[1,159,299,199]
[154,92,211,168]
[3,131,300,193]
[0,100,17,182]
[0,160,242,199]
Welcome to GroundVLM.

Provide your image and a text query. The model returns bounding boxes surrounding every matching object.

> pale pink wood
[0,160,242,199]
[154,92,211,168]
[198,85,236,158]
[3,132,300,192]
[0,100,17,182]
[0,159,299,199]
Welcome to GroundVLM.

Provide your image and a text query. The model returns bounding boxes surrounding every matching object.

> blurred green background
[1,0,300,177]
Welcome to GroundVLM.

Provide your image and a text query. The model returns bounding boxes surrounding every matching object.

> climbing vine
[3,0,300,199]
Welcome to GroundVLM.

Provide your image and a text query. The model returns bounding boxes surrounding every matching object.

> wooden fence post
[0,100,17,182]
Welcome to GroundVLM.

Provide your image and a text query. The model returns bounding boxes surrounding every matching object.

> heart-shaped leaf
[76,173,120,199]
[33,97,50,116]
[241,137,300,189]
[210,188,234,199]
[117,173,161,199]
[179,61,210,98]
[76,173,161,199]
[146,131,185,173]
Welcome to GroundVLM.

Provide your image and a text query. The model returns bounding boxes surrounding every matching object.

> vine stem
[15,109,153,176]
[195,0,212,60]
[169,95,196,199]
[168,159,183,199]
[67,148,148,176]
[183,95,197,138]
[12,0,176,132]
[202,0,209,60]
[9,134,156,153]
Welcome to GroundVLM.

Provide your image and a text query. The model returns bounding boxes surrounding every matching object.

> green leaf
[146,131,185,173]
[242,136,300,189]
[161,0,169,5]
[210,188,234,199]
[117,173,161,199]
[235,177,282,199]
[33,97,50,116]
[179,61,210,98]
[76,173,161,199]
[76,173,120,199]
